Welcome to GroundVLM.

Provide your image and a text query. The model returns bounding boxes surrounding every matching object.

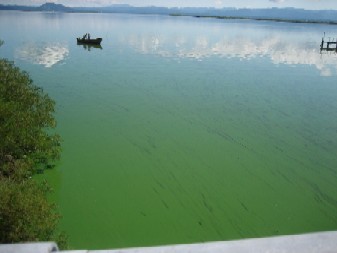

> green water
[1,11,337,249]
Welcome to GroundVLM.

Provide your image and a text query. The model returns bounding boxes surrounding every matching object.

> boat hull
[76,38,102,45]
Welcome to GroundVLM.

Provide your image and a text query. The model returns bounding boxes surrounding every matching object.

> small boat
[76,37,102,45]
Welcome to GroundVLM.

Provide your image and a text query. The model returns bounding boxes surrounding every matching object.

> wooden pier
[320,37,337,52]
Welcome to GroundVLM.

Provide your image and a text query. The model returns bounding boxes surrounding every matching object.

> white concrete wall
[0,242,58,253]
[1,231,337,253]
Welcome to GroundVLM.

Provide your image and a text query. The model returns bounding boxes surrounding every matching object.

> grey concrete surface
[1,231,337,253]
[0,242,58,253]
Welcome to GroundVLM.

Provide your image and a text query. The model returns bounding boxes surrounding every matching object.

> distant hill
[0,4,36,11]
[38,2,71,12]
[0,2,72,12]
[1,3,337,24]
[71,5,171,15]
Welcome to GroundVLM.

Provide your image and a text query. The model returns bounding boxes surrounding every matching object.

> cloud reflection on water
[122,33,337,76]
[15,42,69,68]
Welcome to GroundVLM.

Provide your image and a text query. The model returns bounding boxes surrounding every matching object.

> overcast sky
[1,0,337,10]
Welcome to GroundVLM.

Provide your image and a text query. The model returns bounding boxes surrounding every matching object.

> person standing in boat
[88,33,91,40]
[82,33,87,40]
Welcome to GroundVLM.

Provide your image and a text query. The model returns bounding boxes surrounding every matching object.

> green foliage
[0,58,66,248]
[0,178,59,242]
[0,59,61,179]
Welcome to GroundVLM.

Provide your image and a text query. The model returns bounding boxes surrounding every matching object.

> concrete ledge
[0,242,58,253]
[1,231,337,253]
[98,231,337,253]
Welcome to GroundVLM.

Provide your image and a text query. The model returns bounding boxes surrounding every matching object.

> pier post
[319,35,337,53]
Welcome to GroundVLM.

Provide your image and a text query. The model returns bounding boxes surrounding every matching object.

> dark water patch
[274,146,284,153]
[155,179,166,190]
[112,103,130,112]
[152,187,159,194]
[242,166,276,192]
[308,182,337,209]
[161,200,169,209]
[201,193,213,213]
[125,137,152,155]
[275,169,293,185]
[146,135,157,149]
[240,202,249,212]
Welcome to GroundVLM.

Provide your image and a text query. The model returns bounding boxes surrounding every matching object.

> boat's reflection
[77,42,103,51]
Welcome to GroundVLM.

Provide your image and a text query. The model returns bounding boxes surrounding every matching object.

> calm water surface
[1,11,337,249]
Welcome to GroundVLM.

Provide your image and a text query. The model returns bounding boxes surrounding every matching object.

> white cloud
[214,0,224,8]
[121,31,337,76]
[269,0,285,3]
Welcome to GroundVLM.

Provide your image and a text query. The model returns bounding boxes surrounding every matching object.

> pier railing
[320,36,337,53]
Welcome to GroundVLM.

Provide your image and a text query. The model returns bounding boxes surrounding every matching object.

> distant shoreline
[1,3,337,26]
[170,14,337,25]
[1,9,337,25]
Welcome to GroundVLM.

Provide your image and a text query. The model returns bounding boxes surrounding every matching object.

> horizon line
[1,3,337,11]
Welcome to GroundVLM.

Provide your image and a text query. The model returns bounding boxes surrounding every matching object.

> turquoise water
[1,11,337,249]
